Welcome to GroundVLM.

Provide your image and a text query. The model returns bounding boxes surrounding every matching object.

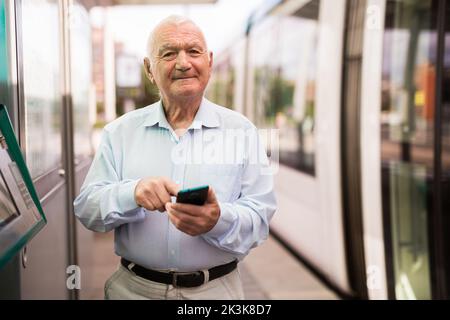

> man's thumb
[165,180,180,196]
[206,187,217,204]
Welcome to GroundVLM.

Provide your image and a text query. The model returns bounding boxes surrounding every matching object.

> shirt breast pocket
[200,164,242,202]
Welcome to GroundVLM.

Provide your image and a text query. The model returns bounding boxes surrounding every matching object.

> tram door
[0,0,94,299]
[380,0,450,299]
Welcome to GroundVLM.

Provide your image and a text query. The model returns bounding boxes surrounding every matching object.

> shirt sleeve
[201,128,277,256]
[73,129,146,232]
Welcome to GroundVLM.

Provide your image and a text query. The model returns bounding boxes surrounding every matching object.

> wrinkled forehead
[153,22,207,53]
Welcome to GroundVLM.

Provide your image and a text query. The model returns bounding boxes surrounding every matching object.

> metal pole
[60,0,78,300]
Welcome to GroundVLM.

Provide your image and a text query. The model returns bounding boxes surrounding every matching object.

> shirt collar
[143,97,220,129]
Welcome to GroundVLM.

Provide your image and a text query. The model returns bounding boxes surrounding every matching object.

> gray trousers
[104,264,245,300]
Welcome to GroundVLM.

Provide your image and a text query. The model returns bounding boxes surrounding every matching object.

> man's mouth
[173,76,195,80]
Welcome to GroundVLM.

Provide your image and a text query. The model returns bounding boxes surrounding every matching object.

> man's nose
[175,51,191,71]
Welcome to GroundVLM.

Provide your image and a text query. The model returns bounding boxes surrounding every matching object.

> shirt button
[171,250,175,255]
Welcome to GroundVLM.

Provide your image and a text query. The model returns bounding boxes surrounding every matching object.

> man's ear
[143,57,154,83]
[208,51,213,69]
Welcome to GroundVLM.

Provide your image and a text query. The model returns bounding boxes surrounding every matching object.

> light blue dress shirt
[74,98,277,272]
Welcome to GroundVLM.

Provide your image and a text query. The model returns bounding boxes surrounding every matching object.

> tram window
[21,0,62,178]
[70,3,94,160]
[442,4,450,164]
[441,0,450,294]
[250,17,279,128]
[381,0,437,300]
[207,54,235,110]
[252,0,319,176]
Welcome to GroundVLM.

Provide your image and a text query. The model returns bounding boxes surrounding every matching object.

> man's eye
[162,52,176,59]
[188,49,202,56]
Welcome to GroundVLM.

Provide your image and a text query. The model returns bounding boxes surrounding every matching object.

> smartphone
[176,185,209,205]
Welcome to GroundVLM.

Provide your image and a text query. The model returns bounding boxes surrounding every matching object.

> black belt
[121,258,238,288]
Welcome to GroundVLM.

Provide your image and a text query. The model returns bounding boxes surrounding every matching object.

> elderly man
[74,15,276,300]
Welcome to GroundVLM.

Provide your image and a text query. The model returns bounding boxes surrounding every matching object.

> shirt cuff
[118,180,140,213]
[204,202,235,239]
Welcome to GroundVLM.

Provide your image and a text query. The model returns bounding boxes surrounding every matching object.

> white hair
[146,15,209,64]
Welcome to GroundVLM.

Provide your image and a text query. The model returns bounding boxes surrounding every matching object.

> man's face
[146,22,213,101]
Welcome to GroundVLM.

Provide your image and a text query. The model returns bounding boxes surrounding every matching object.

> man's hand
[165,187,220,236]
[135,177,180,212]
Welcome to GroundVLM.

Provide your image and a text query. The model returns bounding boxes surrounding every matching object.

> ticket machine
[0,104,46,269]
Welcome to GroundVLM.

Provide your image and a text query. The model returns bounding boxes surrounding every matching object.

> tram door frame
[427,0,449,300]
[340,0,369,300]
[0,0,21,299]
[0,0,81,299]
[361,0,450,300]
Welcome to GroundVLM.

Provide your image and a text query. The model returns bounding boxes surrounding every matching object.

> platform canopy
[81,0,217,9]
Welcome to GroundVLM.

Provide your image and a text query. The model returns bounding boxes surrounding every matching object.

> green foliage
[254,66,295,120]
[93,120,106,129]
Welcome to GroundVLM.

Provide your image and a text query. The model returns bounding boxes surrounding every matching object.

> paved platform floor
[241,236,337,299]
[80,232,337,300]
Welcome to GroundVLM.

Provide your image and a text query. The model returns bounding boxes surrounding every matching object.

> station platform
[80,232,337,300]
